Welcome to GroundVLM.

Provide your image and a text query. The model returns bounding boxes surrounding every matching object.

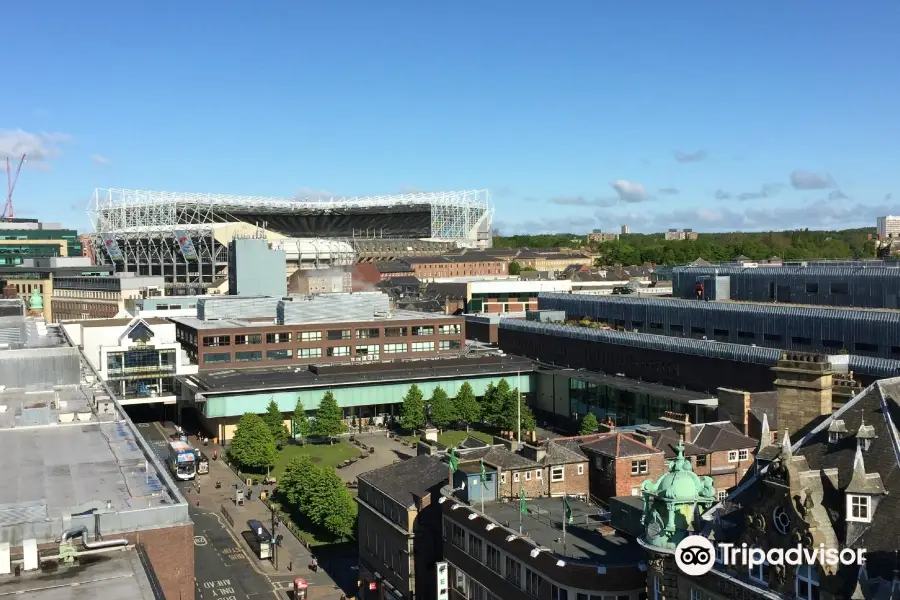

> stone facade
[771,352,833,435]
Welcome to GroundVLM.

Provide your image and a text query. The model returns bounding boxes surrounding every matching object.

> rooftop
[358,454,448,508]
[170,307,456,330]
[183,354,537,395]
[459,496,644,564]
[0,548,162,599]
[547,367,717,405]
[0,317,69,349]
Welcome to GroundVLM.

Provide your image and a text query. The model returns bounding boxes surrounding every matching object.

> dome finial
[676,435,686,458]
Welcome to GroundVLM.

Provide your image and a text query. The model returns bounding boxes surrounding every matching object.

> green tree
[399,384,426,431]
[312,391,346,441]
[279,456,357,540]
[580,412,599,435]
[428,386,456,430]
[292,397,311,441]
[452,381,481,431]
[227,413,277,472]
[499,386,535,435]
[508,261,522,275]
[263,398,289,445]
[482,379,511,427]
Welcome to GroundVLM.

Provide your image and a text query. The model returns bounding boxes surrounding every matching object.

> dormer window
[829,431,840,444]
[847,494,871,523]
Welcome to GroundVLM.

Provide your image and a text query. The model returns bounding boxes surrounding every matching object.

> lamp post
[516,370,521,444]
[269,504,280,570]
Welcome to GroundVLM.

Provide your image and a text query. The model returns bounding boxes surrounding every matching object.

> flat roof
[479,497,644,564]
[183,354,537,395]
[170,308,458,330]
[545,367,716,404]
[0,548,161,599]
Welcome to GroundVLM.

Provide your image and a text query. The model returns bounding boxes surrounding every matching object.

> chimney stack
[773,352,834,435]
[659,411,692,441]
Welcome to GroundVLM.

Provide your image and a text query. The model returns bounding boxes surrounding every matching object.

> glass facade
[105,347,178,400]
[0,228,81,265]
[569,378,715,426]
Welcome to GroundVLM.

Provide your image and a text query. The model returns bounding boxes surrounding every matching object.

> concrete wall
[229,239,287,297]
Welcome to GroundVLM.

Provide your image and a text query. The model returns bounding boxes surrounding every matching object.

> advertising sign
[100,233,124,262]
[436,562,449,600]
[173,230,199,260]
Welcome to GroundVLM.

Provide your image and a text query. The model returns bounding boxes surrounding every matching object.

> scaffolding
[89,188,493,245]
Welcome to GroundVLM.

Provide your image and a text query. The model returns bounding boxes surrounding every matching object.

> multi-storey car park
[87,188,494,289]
[536,292,900,359]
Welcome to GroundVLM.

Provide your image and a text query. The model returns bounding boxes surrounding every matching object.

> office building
[621,225,631,235]
[587,230,619,243]
[228,238,288,296]
[357,455,449,600]
[877,215,900,239]
[0,316,194,599]
[664,228,698,241]
[51,273,165,321]
[0,219,82,266]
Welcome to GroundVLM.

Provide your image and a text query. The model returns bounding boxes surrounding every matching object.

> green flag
[563,495,573,524]
[449,447,458,472]
[519,487,529,515]
[480,459,487,483]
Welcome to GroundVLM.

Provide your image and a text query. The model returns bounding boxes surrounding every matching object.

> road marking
[194,535,208,546]
[138,422,150,428]
[201,579,236,600]
[196,514,272,578]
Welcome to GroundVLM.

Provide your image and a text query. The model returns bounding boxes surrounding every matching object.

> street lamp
[269,505,281,569]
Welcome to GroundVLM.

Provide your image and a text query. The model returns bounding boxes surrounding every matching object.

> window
[267,349,292,360]
[551,585,568,600]
[713,328,729,337]
[551,466,565,482]
[356,328,379,339]
[830,282,849,295]
[265,332,291,344]
[235,333,262,345]
[355,344,380,358]
[696,454,708,467]
[805,283,819,294]
[848,495,871,522]
[792,336,812,346]
[450,522,465,548]
[525,471,531,481]
[384,327,407,338]
[525,569,542,597]
[203,352,231,364]
[738,331,755,340]
[439,323,462,335]
[505,556,521,585]
[202,335,230,347]
[235,350,262,362]
[795,565,819,600]
[691,326,706,335]
[468,534,483,560]
[300,331,322,342]
[631,459,648,475]
[500,472,506,484]
[513,472,520,483]
[669,324,683,333]
[577,464,584,475]
[821,339,843,349]
[748,546,766,583]
[739,449,749,461]
[717,490,727,501]
[299,347,322,359]
[327,346,351,357]
[326,329,351,341]
[384,343,407,354]
[764,333,783,342]
[728,450,739,462]
[690,590,702,600]
[650,322,664,330]
[412,325,434,336]
[411,341,434,352]
[486,544,501,572]
[439,340,462,350]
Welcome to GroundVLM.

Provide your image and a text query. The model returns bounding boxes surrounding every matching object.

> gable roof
[358,454,449,508]
[690,421,758,452]
[458,445,540,470]
[580,432,662,458]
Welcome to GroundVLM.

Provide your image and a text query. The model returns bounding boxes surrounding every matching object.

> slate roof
[458,445,540,470]
[748,391,779,432]
[648,428,707,458]
[457,435,489,449]
[711,377,900,598]
[690,421,758,452]
[358,454,449,508]
[580,433,662,458]
[536,440,587,465]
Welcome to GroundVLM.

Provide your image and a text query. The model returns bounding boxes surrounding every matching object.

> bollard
[288,561,292,571]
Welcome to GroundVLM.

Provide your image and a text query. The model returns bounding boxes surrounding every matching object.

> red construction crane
[3,153,26,221]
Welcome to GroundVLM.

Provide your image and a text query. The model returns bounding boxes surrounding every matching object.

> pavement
[141,421,351,600]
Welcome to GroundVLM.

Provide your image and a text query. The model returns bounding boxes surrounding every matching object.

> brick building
[357,455,449,600]
[403,255,509,279]
[580,431,668,499]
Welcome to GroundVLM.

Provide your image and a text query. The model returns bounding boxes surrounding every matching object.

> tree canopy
[428,386,456,429]
[580,412,599,435]
[312,391,346,440]
[227,413,277,472]
[499,385,535,435]
[452,381,481,431]
[279,455,356,540]
[399,384,426,431]
[481,380,511,428]
[263,399,289,445]
[292,397,311,440]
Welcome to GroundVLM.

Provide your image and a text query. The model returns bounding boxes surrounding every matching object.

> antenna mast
[3,153,26,221]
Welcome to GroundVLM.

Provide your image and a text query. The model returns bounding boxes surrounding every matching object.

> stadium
[87,188,493,291]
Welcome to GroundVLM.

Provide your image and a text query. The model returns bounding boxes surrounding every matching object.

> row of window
[447,520,631,600]
[202,340,462,363]
[499,465,582,486]
[197,324,461,347]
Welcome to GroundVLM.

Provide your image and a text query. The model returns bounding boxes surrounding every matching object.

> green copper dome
[28,289,43,311]
[639,438,717,550]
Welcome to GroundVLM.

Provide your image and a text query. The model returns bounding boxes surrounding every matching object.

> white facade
[877,216,900,239]
[63,317,197,406]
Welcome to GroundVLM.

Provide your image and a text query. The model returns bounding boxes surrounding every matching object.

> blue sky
[3,1,899,234]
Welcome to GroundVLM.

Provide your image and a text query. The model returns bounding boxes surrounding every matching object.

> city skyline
[2,1,898,234]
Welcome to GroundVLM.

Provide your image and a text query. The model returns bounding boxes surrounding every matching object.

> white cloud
[610,179,652,203]
[674,150,708,163]
[790,169,834,190]
[91,154,110,165]
[0,129,71,166]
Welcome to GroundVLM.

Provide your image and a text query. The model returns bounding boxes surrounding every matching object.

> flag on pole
[449,448,459,472]
[519,487,529,515]
[480,459,487,484]
[563,495,573,524]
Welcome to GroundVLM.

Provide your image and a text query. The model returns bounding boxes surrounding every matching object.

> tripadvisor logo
[674,535,866,577]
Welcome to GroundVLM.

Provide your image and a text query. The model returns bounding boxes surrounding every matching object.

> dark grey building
[537,293,900,359]
[671,264,900,309]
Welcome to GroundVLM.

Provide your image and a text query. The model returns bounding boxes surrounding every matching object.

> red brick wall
[693,449,754,494]
[612,454,667,498]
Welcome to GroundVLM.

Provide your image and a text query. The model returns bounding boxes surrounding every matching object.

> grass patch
[271,441,360,479]
[402,429,494,448]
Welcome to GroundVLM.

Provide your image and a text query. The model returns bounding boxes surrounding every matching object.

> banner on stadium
[173,230,199,261]
[100,234,124,262]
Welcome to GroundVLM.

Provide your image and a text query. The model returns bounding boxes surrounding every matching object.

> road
[138,422,290,600]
